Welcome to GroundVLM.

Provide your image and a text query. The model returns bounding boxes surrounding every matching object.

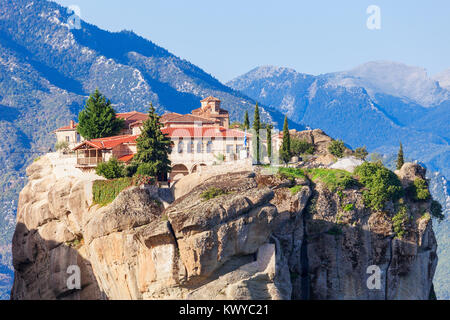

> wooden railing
[76,157,103,166]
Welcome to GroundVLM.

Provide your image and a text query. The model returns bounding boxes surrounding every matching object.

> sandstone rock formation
[11,157,437,300]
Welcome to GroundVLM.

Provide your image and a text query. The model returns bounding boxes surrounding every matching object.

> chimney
[70,120,75,129]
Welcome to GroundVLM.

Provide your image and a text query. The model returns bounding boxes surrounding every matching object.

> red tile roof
[165,114,216,124]
[161,127,250,138]
[73,135,138,150]
[118,154,134,162]
[54,123,78,132]
[201,96,221,102]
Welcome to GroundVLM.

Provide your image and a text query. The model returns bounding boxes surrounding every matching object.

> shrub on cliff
[92,177,134,206]
[96,158,125,179]
[201,187,227,200]
[328,139,346,158]
[290,137,314,156]
[354,162,403,211]
[430,200,444,221]
[406,178,431,202]
[307,168,356,192]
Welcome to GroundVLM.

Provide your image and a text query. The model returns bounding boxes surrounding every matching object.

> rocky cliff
[11,156,437,300]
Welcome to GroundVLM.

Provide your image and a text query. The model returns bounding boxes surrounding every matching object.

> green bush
[96,158,125,179]
[354,162,403,211]
[343,203,355,212]
[124,162,138,177]
[136,162,159,176]
[200,187,227,200]
[307,168,356,192]
[290,137,314,156]
[392,205,408,239]
[290,185,304,195]
[55,141,69,152]
[406,178,431,201]
[430,200,444,221]
[92,177,135,206]
[354,146,368,160]
[328,139,346,158]
[278,167,306,180]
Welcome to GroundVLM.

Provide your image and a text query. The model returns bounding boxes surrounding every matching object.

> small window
[206,141,212,153]
[178,141,184,153]
[187,141,194,153]
[226,145,234,154]
[197,141,203,153]
[65,136,70,142]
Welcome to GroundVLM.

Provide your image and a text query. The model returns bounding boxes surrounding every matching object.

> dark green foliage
[77,89,124,140]
[252,103,261,164]
[392,205,408,239]
[396,142,405,170]
[328,139,346,158]
[243,111,250,130]
[354,162,404,210]
[327,225,343,236]
[406,178,431,201]
[200,187,227,200]
[354,146,368,160]
[133,104,172,177]
[136,162,159,176]
[124,162,138,177]
[280,116,291,164]
[267,124,272,160]
[95,158,125,179]
[290,137,314,156]
[430,200,444,221]
[92,177,135,206]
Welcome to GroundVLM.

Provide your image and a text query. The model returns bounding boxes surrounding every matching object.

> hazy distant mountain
[0,0,293,299]
[434,68,450,91]
[228,63,450,178]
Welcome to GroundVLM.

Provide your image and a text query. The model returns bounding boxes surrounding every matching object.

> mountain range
[227,62,450,299]
[0,0,449,299]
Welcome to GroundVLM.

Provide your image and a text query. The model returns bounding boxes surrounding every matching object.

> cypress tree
[267,124,272,161]
[252,103,261,164]
[133,104,172,177]
[243,111,250,130]
[396,142,405,170]
[77,89,124,140]
[280,116,291,164]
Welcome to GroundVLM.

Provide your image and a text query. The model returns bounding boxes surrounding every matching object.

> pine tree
[77,89,124,140]
[133,104,172,177]
[396,142,404,170]
[280,116,291,164]
[243,111,250,130]
[267,124,272,161]
[252,103,261,164]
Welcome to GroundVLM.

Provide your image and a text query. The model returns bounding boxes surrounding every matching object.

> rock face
[11,157,437,300]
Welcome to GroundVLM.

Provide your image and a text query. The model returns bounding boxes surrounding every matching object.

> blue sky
[53,0,450,82]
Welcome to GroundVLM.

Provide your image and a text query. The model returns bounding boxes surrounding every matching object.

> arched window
[197,141,203,153]
[178,141,184,153]
[206,141,213,153]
